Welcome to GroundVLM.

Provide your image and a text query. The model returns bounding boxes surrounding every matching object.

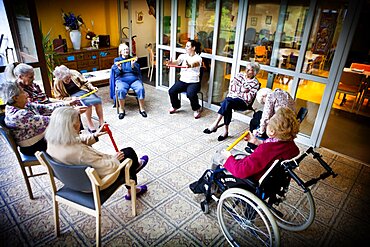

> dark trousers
[218,97,248,126]
[249,111,268,139]
[119,147,140,188]
[169,80,201,111]
[19,138,47,156]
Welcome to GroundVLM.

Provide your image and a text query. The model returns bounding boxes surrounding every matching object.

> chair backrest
[297,107,308,123]
[245,28,256,43]
[338,71,364,93]
[350,63,370,72]
[146,44,155,66]
[40,151,93,192]
[0,122,24,164]
[255,46,267,56]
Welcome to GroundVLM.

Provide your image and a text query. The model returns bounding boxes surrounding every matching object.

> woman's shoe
[88,128,96,133]
[118,111,125,119]
[124,185,148,200]
[136,155,149,173]
[203,127,217,134]
[217,134,228,141]
[169,107,179,114]
[139,110,148,118]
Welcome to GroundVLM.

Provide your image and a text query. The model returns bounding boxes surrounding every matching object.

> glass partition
[303,1,348,77]
[211,60,231,105]
[216,0,239,58]
[161,0,172,46]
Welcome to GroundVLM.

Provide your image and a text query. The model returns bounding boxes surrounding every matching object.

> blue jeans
[116,79,145,100]
[168,80,201,111]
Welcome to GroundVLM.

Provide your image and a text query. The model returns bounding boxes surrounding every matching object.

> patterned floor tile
[128,210,176,245]
[333,211,370,242]
[313,182,347,208]
[157,194,199,227]
[181,212,222,246]
[342,195,370,223]
[0,225,27,246]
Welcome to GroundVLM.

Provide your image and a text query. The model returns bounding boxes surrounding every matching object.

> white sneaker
[194,109,202,119]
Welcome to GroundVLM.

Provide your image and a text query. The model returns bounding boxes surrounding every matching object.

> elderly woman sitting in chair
[111,43,147,119]
[45,107,149,200]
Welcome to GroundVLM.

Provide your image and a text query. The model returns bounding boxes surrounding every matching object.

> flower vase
[69,30,81,50]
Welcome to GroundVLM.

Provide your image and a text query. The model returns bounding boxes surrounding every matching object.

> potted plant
[40,23,59,87]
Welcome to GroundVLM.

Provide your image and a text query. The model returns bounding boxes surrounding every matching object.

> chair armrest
[86,158,133,187]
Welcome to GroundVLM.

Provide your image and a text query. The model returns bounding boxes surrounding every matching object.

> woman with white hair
[250,88,296,138]
[203,62,261,141]
[112,43,147,119]
[0,81,77,155]
[53,65,105,133]
[45,107,149,199]
[5,62,50,103]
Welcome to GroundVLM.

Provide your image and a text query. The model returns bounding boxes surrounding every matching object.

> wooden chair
[0,122,46,200]
[254,45,268,64]
[35,151,137,247]
[146,43,156,82]
[337,71,364,111]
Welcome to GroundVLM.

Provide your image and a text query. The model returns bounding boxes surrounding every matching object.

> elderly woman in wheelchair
[190,107,336,246]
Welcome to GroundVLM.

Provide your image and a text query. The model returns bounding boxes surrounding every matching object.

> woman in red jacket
[220,107,300,180]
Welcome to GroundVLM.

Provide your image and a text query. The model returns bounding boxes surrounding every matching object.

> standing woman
[112,43,147,119]
[5,62,51,103]
[53,65,105,133]
[203,62,261,141]
[167,39,203,119]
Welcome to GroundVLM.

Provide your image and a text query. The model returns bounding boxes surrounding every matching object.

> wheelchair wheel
[217,188,280,247]
[270,185,315,232]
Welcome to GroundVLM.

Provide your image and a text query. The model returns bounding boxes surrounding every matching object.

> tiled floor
[0,84,369,246]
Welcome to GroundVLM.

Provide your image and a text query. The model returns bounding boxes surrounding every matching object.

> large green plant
[40,23,59,86]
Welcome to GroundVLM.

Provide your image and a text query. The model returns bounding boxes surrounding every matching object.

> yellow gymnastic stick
[115,57,137,65]
[79,89,97,99]
[226,130,249,151]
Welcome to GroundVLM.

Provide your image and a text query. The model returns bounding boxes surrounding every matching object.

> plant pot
[69,30,81,50]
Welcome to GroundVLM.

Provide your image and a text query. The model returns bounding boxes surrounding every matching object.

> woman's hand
[67,98,81,106]
[75,106,87,114]
[94,124,108,138]
[114,151,125,161]
[92,87,98,92]
[245,131,262,146]
[220,149,232,160]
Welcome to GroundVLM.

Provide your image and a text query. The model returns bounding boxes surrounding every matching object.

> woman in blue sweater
[112,43,147,119]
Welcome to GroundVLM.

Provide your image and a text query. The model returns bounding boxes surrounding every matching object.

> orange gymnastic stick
[226,130,249,151]
[103,124,119,152]
[166,64,187,68]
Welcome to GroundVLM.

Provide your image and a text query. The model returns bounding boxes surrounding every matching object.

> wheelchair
[190,147,337,247]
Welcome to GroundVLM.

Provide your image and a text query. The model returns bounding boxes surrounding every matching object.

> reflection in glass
[195,0,215,54]
[295,79,325,136]
[160,49,170,87]
[304,1,348,77]
[161,0,172,46]
[211,60,231,105]
[0,1,16,66]
[242,0,280,63]
[200,57,211,98]
[216,0,238,57]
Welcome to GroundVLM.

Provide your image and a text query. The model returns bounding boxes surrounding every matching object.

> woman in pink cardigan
[220,107,300,180]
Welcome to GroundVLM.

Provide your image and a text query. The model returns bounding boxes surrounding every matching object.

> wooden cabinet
[53,47,118,73]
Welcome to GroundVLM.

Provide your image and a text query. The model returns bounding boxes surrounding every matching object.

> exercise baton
[80,89,97,99]
[103,124,119,152]
[166,64,187,68]
[115,57,137,65]
[226,130,249,151]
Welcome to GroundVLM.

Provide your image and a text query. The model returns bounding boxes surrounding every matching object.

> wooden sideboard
[53,47,118,73]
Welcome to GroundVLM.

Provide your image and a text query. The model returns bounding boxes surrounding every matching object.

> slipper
[217,134,228,141]
[203,127,217,134]
[136,155,149,173]
[124,185,148,200]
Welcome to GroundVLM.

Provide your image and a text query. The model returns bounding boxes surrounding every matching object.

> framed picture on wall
[266,16,272,25]
[251,17,257,26]
[136,11,144,23]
